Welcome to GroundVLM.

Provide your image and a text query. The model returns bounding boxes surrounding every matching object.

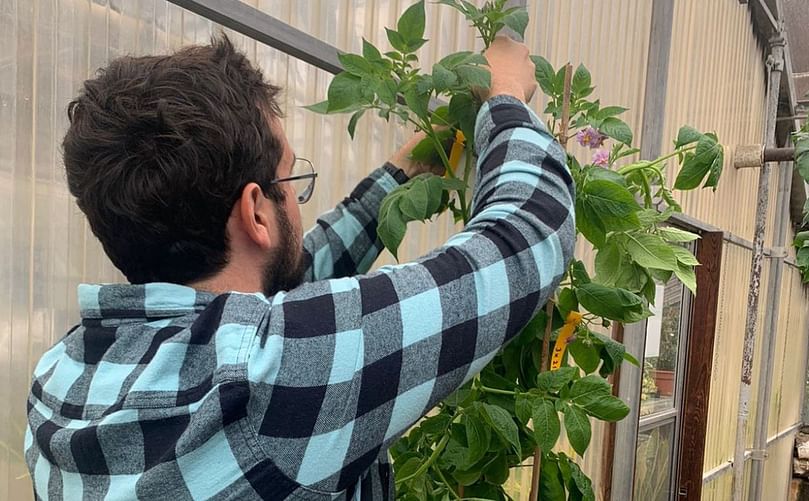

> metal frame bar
[703,421,803,484]
[164,0,344,75]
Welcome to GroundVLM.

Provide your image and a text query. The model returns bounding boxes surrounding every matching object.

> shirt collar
[78,282,217,319]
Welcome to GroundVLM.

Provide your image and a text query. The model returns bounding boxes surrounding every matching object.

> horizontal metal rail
[702,421,802,484]
[166,0,344,75]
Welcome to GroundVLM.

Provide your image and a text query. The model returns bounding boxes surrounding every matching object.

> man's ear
[236,182,273,250]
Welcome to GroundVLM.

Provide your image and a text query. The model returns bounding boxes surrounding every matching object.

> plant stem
[434,465,461,500]
[540,299,554,371]
[395,433,451,486]
[460,145,475,223]
[529,446,542,501]
[479,385,518,396]
[640,170,654,208]
[617,144,697,178]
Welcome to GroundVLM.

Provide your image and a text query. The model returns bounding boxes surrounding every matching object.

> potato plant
[307,1,724,499]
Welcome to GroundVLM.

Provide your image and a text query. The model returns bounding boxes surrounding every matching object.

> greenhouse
[2,0,809,500]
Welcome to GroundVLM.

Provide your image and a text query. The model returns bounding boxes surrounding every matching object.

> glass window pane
[640,278,685,416]
[634,422,676,501]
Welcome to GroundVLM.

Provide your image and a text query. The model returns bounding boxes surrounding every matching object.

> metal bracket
[766,248,789,259]
[749,449,769,461]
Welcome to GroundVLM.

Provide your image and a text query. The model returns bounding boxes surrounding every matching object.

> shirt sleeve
[301,164,409,281]
[246,95,576,493]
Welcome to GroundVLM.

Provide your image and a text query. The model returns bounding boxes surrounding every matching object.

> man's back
[25,284,380,499]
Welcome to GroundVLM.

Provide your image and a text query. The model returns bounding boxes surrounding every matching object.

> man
[25,34,574,500]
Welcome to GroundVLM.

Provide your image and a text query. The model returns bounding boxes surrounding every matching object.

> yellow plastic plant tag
[447,130,466,174]
[550,311,584,370]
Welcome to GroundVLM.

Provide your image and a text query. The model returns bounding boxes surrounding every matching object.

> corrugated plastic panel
[772,264,809,434]
[660,0,770,243]
[762,433,794,501]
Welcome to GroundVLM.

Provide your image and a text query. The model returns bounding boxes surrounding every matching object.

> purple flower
[576,126,607,149]
[592,149,610,167]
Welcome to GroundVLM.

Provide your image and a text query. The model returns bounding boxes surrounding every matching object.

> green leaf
[532,398,561,452]
[594,239,624,287]
[438,51,473,69]
[569,374,611,405]
[582,179,642,219]
[452,466,482,486]
[395,456,422,478]
[658,227,700,243]
[303,100,330,114]
[465,414,491,466]
[531,55,558,96]
[569,339,600,374]
[671,245,699,266]
[481,403,521,457]
[362,38,383,61]
[515,395,533,425]
[374,79,398,106]
[420,412,451,435]
[483,452,510,485]
[796,135,809,182]
[441,176,468,191]
[571,64,592,96]
[448,93,477,141]
[404,85,430,121]
[567,457,596,501]
[502,8,529,38]
[593,332,626,376]
[432,63,457,92]
[623,233,680,272]
[455,64,491,89]
[575,282,645,323]
[794,231,809,248]
[327,72,364,113]
[599,117,633,145]
[674,133,721,190]
[563,405,592,456]
[338,53,374,77]
[586,166,626,186]
[378,202,407,259]
[675,125,702,148]
[570,260,592,285]
[385,27,409,52]
[674,261,697,295]
[703,145,724,190]
[536,366,578,393]
[579,394,629,421]
[424,174,445,215]
[623,351,640,366]
[397,0,426,47]
[594,106,628,120]
[540,455,567,500]
[576,200,607,247]
[557,287,578,317]
[347,109,365,139]
[398,177,430,220]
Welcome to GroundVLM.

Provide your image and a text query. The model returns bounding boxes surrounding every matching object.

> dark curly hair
[63,34,284,284]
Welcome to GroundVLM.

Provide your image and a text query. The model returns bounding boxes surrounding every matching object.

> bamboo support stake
[530,63,573,501]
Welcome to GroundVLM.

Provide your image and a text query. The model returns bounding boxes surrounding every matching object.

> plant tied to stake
[308,1,724,499]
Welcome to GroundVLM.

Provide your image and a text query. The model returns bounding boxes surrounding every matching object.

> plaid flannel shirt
[25,95,575,500]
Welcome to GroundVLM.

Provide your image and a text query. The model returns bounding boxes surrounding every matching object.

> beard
[261,204,306,297]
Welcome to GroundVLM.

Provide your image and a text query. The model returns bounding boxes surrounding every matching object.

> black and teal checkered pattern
[25,95,575,500]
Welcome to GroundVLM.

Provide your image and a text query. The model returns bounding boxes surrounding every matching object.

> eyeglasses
[268,157,318,204]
